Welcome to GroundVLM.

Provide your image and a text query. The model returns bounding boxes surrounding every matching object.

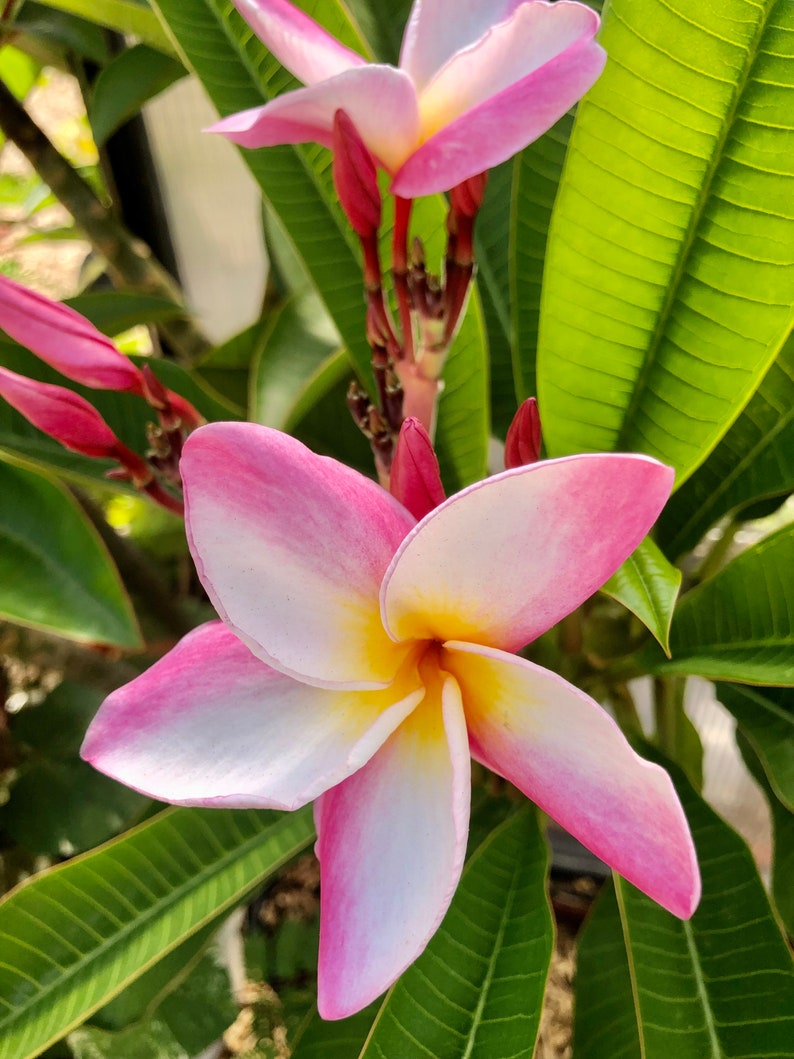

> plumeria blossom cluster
[0,275,202,515]
[211,0,607,473]
[83,417,700,1018]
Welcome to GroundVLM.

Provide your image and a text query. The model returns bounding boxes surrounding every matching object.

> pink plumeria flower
[82,422,700,1018]
[210,0,606,196]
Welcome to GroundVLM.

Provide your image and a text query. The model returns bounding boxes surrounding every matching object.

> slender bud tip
[332,109,382,239]
[505,397,542,468]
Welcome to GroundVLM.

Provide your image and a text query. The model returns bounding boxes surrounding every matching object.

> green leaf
[0,461,141,646]
[0,805,314,1059]
[0,44,40,100]
[12,3,110,65]
[648,524,794,683]
[601,538,682,655]
[537,0,794,486]
[575,754,794,1058]
[360,809,553,1059]
[716,683,794,810]
[4,683,149,856]
[658,332,794,557]
[64,292,185,335]
[292,1004,379,1059]
[737,731,794,938]
[251,293,342,430]
[89,44,186,146]
[30,0,176,55]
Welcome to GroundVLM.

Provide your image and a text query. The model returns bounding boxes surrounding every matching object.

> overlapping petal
[400,0,524,90]
[182,423,416,688]
[211,66,420,173]
[445,642,700,919]
[232,0,365,85]
[315,660,470,1019]
[417,1,600,139]
[82,622,426,809]
[382,453,674,653]
[393,34,605,197]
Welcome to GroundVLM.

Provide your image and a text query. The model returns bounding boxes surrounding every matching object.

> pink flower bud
[505,397,542,468]
[0,366,149,483]
[449,172,488,219]
[0,275,146,394]
[332,109,381,239]
[390,417,445,520]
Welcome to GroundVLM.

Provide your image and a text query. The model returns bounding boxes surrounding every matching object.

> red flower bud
[390,417,445,520]
[332,109,382,239]
[505,397,542,468]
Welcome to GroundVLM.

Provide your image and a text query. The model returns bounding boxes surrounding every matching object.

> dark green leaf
[89,44,186,145]
[648,524,794,684]
[0,805,314,1059]
[575,752,794,1058]
[716,683,794,810]
[64,292,184,335]
[0,461,141,646]
[658,333,794,557]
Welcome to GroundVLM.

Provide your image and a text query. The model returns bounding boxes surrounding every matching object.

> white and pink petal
[182,422,416,689]
[381,453,674,653]
[210,66,420,174]
[315,663,470,1018]
[444,642,700,919]
[231,0,366,86]
[393,31,605,197]
[399,0,524,91]
[81,622,425,809]
[416,1,601,141]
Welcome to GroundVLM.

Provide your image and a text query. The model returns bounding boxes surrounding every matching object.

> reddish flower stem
[392,196,414,365]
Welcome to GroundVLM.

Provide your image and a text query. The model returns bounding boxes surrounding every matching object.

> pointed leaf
[648,524,794,683]
[601,538,682,654]
[538,0,794,486]
[575,752,794,1058]
[88,45,186,146]
[0,805,314,1059]
[0,460,141,647]
[716,682,794,810]
[359,809,553,1059]
[658,332,794,557]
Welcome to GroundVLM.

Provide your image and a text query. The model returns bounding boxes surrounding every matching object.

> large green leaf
[716,682,794,810]
[360,810,552,1059]
[537,0,794,486]
[658,332,794,557]
[0,460,141,646]
[575,755,794,1058]
[647,524,794,683]
[0,805,314,1059]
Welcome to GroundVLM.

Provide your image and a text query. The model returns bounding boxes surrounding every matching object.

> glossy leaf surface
[717,682,794,810]
[538,0,794,486]
[0,806,314,1059]
[601,538,681,654]
[576,754,794,1058]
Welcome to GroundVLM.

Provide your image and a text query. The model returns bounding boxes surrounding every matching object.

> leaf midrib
[612,0,776,451]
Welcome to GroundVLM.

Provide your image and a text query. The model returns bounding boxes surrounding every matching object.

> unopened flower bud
[505,397,543,468]
[332,109,381,239]
[0,274,146,394]
[0,366,148,479]
[390,417,445,520]
[449,171,488,219]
